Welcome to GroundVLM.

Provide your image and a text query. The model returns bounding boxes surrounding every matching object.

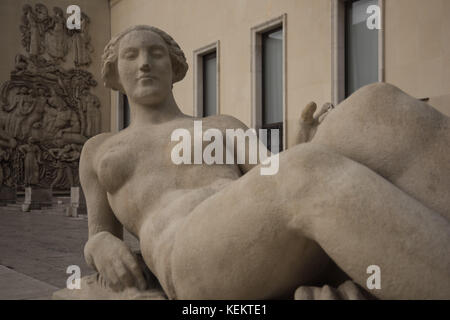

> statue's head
[22,4,32,14]
[35,3,48,21]
[53,7,63,18]
[101,25,188,105]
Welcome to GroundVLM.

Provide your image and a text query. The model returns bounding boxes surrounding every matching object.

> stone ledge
[52,273,167,300]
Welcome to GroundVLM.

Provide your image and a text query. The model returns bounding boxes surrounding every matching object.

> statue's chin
[128,87,169,106]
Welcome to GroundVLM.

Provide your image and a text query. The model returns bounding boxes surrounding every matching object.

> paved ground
[0,206,139,298]
[0,265,58,300]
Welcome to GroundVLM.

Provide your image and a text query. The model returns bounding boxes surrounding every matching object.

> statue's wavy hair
[101,25,188,93]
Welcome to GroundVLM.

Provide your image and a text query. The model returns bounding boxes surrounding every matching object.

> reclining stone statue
[69,25,449,300]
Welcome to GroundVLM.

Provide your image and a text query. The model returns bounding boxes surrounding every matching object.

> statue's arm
[79,134,123,241]
[219,115,271,174]
[79,134,123,266]
[79,133,146,291]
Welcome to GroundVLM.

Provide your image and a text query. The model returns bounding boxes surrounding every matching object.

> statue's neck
[129,92,185,126]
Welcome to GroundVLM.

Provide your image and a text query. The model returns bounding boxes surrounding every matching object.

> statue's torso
[93,116,243,243]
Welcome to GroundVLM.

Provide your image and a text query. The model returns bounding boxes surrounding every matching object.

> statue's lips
[137,75,157,81]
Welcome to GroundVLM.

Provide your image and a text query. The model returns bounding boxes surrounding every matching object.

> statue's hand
[84,231,147,292]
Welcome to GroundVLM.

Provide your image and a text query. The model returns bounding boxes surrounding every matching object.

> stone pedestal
[0,186,16,206]
[21,187,53,212]
[66,186,87,218]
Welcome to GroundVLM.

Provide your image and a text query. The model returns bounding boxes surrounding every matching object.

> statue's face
[117,30,173,106]
[35,5,48,21]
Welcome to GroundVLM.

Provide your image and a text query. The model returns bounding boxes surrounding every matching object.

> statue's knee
[352,82,402,104]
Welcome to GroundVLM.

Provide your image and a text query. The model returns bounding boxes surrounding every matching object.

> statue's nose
[139,62,150,71]
[139,52,152,71]
[139,62,151,72]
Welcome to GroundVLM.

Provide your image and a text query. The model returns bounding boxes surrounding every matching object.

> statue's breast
[95,139,136,194]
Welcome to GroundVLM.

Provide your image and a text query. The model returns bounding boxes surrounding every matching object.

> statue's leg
[278,143,450,300]
[312,82,450,218]
[163,143,450,300]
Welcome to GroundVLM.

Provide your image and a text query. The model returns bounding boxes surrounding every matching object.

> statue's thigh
[170,151,332,299]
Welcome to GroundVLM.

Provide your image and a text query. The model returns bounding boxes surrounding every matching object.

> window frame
[193,41,220,117]
[251,13,287,150]
[331,0,384,104]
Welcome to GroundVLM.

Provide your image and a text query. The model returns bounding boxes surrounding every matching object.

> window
[122,94,130,128]
[251,14,286,153]
[262,28,283,152]
[332,0,384,104]
[345,0,379,97]
[202,51,217,117]
[118,92,130,130]
[193,41,220,117]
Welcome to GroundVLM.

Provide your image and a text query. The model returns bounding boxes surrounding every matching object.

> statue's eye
[122,50,138,60]
[151,49,164,58]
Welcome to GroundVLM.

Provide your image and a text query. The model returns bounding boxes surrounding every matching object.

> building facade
[109,0,450,150]
[0,0,448,193]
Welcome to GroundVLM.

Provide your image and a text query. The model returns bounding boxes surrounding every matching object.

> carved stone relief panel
[0,3,100,191]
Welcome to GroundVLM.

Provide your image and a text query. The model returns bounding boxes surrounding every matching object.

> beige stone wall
[385,0,450,116]
[109,0,332,148]
[0,0,111,132]
[109,0,450,143]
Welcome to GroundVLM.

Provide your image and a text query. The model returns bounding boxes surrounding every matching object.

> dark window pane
[123,94,130,129]
[203,51,217,117]
[262,122,283,154]
[346,0,379,96]
[262,28,283,125]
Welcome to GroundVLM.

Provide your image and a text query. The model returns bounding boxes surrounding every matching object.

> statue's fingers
[122,252,147,291]
[336,281,367,300]
[114,260,135,288]
[318,285,341,300]
[295,285,341,300]
[104,266,123,292]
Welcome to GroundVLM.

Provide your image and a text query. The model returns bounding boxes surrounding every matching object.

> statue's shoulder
[204,114,249,131]
[80,132,116,165]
